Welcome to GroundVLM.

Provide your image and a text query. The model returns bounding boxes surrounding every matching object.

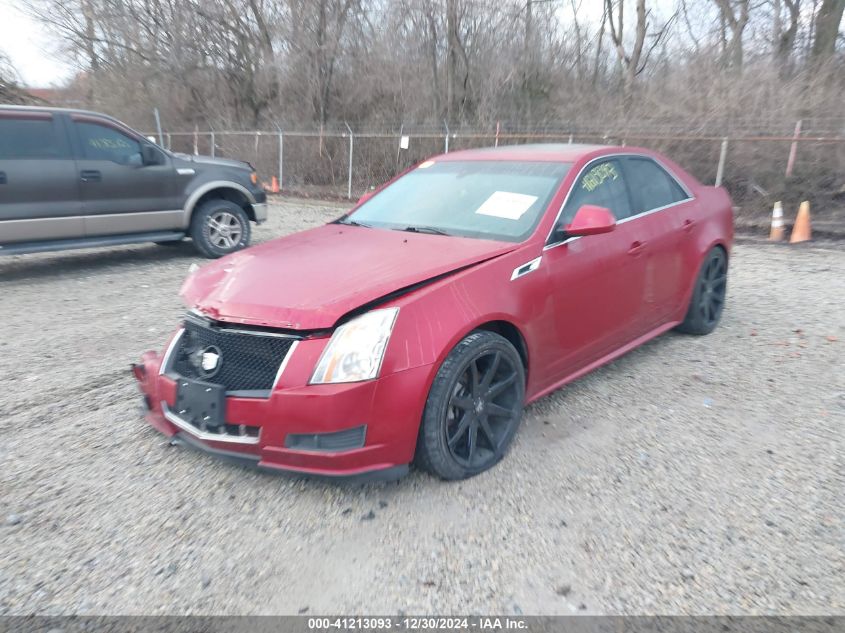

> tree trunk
[811,0,845,64]
[775,0,800,75]
[424,0,441,119]
[81,0,100,106]
[446,0,459,123]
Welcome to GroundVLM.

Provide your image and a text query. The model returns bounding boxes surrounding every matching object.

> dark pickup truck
[0,106,268,258]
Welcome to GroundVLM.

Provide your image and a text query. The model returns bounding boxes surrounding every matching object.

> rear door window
[75,120,143,165]
[0,116,68,159]
[624,157,689,214]
[560,159,632,224]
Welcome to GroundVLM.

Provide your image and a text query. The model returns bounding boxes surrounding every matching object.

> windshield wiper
[397,225,450,236]
[336,217,372,228]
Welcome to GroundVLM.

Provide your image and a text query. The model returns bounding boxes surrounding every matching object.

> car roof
[436,143,619,163]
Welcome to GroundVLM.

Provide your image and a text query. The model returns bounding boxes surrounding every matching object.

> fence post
[276,125,284,192]
[210,128,215,158]
[345,122,354,200]
[443,120,450,153]
[166,132,171,150]
[715,137,729,187]
[785,119,802,178]
[193,124,199,155]
[495,121,500,147]
[568,133,573,144]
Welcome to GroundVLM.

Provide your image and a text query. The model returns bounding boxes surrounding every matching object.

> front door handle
[628,240,646,256]
[0,171,6,184]
[80,170,102,182]
[682,219,696,232]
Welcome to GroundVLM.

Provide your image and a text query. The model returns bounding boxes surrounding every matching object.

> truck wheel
[190,199,251,258]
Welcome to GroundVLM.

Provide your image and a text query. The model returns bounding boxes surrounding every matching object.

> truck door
[69,115,183,237]
[0,110,82,245]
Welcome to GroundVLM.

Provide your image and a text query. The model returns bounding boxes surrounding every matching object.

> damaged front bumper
[132,344,430,482]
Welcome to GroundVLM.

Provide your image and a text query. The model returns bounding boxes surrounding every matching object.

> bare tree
[712,0,750,72]
[811,0,845,64]
[605,0,676,109]
[0,51,33,104]
[12,0,842,139]
[773,0,801,70]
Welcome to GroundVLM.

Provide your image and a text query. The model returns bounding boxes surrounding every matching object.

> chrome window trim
[159,328,185,375]
[271,340,299,390]
[543,152,694,251]
[161,402,260,445]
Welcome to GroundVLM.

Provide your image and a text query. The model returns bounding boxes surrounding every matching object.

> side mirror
[560,204,616,237]
[357,190,375,205]
[141,144,163,166]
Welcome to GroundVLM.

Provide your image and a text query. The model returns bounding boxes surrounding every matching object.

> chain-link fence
[150,124,845,223]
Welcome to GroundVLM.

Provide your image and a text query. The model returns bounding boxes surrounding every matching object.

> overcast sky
[1,0,74,86]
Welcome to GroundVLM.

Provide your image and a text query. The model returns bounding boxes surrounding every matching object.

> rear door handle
[627,240,646,256]
[0,171,6,184]
[683,219,696,232]
[80,170,102,182]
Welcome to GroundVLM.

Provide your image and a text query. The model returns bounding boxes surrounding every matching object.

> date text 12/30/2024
[307,617,528,631]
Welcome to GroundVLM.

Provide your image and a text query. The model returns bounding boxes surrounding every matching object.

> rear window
[625,157,689,213]
[0,117,67,159]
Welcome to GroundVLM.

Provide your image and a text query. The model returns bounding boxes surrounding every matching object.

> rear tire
[676,247,728,335]
[190,199,251,259]
[415,331,525,480]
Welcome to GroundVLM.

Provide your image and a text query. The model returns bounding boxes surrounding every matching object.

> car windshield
[343,160,571,242]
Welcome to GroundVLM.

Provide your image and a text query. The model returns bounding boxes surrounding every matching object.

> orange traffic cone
[789,201,812,243]
[270,176,280,194]
[769,201,785,241]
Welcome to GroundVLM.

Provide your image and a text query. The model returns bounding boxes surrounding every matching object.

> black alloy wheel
[677,247,728,335]
[416,331,525,479]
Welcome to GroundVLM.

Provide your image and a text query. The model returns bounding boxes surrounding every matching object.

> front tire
[190,199,251,258]
[416,331,525,480]
[676,246,728,335]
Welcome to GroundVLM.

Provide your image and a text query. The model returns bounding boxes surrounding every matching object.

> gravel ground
[0,198,843,616]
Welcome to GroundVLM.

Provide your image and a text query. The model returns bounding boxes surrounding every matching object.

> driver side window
[561,159,631,224]
[75,121,142,165]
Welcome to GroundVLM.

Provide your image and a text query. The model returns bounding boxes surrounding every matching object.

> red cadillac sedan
[134,144,733,481]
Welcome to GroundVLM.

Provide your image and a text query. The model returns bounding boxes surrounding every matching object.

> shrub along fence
[150,124,845,224]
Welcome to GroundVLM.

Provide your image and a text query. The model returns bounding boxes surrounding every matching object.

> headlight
[310,308,399,384]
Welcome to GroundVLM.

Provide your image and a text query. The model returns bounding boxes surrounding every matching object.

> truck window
[0,117,66,159]
[75,121,143,165]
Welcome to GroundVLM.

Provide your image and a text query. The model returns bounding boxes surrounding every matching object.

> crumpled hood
[181,224,518,330]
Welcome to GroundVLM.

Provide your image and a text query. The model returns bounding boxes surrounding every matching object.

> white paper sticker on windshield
[475,191,538,220]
